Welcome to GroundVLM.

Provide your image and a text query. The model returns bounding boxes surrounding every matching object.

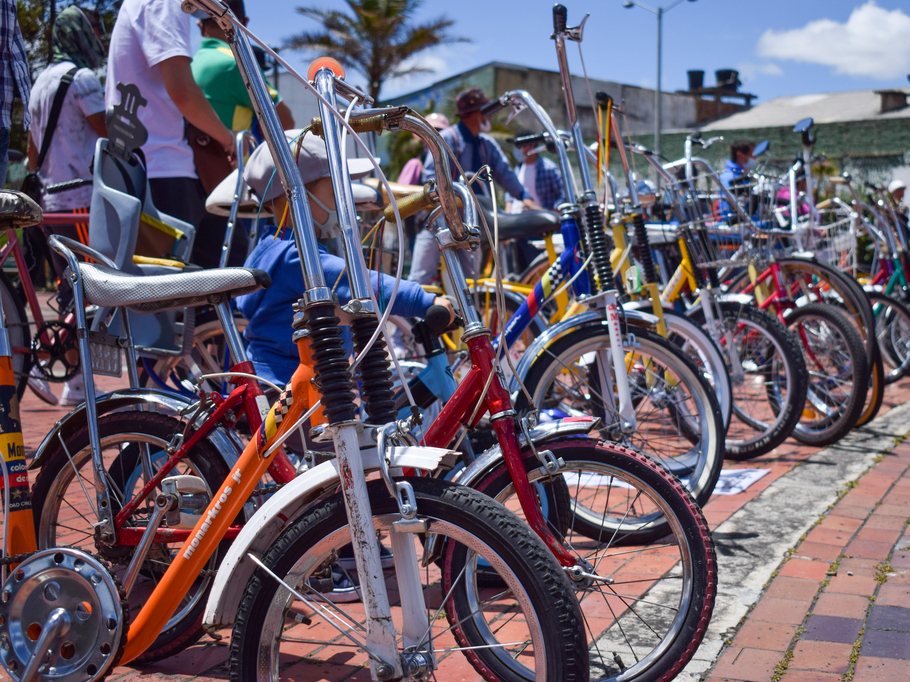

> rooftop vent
[876,90,908,114]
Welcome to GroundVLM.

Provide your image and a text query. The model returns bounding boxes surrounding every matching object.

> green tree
[17,0,120,70]
[285,0,467,102]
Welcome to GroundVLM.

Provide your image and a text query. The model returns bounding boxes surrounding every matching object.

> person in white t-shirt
[26,6,108,407]
[105,0,232,233]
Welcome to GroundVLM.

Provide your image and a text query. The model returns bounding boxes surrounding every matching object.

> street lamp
[623,0,697,183]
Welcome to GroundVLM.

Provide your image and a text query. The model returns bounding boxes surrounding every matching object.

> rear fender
[453,417,598,489]
[29,389,245,472]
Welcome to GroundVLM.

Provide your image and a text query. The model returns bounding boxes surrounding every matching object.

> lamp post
[623,0,697,185]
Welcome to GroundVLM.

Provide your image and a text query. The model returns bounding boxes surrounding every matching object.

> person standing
[409,87,541,285]
[0,0,30,187]
[504,131,564,213]
[26,6,108,406]
[189,0,294,268]
[105,0,233,235]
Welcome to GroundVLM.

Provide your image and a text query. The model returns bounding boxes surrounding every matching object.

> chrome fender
[452,417,598,490]
[202,444,458,632]
[508,308,658,391]
[28,388,245,473]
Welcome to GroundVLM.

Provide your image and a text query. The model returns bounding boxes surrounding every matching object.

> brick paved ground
[4,294,910,681]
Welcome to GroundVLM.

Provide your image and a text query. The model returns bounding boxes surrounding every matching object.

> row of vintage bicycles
[0,3,906,682]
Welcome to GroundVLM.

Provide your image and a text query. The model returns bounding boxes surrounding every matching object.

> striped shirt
[0,0,32,129]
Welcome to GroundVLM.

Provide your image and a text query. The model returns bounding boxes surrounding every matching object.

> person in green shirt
[189,0,294,268]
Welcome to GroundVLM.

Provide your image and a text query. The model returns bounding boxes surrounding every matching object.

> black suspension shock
[583,199,615,293]
[630,212,659,286]
[350,316,397,425]
[305,304,357,424]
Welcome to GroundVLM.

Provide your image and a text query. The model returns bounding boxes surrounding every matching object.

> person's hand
[433,296,456,326]
[522,198,543,212]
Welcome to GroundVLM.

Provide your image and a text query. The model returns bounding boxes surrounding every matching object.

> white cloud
[756,1,910,79]
[737,62,784,83]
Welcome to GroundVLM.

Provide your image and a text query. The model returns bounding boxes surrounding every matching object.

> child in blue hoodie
[234,133,454,386]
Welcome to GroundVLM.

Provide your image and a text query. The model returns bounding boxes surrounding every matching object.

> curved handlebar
[45,178,93,194]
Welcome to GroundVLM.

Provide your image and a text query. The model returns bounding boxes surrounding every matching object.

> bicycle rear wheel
[229,477,588,682]
[0,271,32,399]
[31,411,232,663]
[868,291,910,384]
[466,438,717,682]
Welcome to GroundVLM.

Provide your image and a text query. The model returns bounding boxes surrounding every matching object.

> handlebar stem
[313,67,375,314]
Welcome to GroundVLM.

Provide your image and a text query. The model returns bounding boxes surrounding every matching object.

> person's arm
[159,55,233,150]
[276,101,295,130]
[26,132,37,171]
[86,112,107,138]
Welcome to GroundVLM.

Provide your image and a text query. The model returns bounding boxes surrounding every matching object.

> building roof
[701,89,910,131]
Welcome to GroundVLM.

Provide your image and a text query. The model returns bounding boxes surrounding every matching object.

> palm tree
[285,0,467,102]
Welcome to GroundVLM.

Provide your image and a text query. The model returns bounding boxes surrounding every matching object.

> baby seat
[88,82,197,358]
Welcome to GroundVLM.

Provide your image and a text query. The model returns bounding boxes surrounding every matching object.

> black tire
[785,303,869,446]
[689,301,808,460]
[855,344,885,427]
[515,324,724,509]
[0,271,32,400]
[867,292,910,384]
[31,411,233,664]
[469,437,717,681]
[229,477,588,682]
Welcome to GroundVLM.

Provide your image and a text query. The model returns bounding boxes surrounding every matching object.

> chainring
[31,321,79,382]
[0,548,128,682]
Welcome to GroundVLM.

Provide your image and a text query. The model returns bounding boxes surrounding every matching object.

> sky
[233,0,910,106]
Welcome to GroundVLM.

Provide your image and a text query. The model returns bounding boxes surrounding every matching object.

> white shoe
[60,377,99,407]
[27,366,58,405]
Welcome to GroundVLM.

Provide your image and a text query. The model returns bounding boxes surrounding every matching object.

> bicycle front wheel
[515,324,724,509]
[229,477,588,682]
[466,437,717,682]
[689,301,808,460]
[868,291,910,384]
[786,303,868,446]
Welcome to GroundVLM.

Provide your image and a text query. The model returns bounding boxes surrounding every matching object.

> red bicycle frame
[421,333,579,567]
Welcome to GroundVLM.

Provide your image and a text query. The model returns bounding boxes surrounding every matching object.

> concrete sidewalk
[7,363,910,682]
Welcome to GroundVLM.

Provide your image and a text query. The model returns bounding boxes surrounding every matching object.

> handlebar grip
[45,178,93,194]
[309,113,385,138]
[383,184,438,222]
[480,95,508,118]
[553,4,567,32]
[424,305,457,336]
[595,91,612,109]
[513,132,548,147]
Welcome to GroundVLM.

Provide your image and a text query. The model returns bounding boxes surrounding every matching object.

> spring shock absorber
[630,212,659,287]
[583,196,615,293]
[304,304,358,424]
[351,316,397,425]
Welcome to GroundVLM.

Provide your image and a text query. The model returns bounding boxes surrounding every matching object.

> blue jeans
[0,128,10,188]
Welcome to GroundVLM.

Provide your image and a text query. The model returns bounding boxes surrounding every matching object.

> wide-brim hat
[205,130,375,216]
[455,87,489,117]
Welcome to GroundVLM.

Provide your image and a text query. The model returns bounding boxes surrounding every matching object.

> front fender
[28,388,245,476]
[508,308,658,391]
[453,416,598,490]
[202,444,458,632]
